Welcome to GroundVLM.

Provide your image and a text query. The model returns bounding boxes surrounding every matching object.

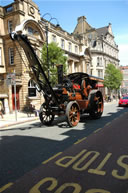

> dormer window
[6,5,13,13]
[88,34,92,40]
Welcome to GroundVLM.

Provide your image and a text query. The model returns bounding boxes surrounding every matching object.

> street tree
[103,63,123,96]
[41,42,67,85]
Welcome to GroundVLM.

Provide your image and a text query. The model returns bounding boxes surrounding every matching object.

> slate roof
[86,26,109,37]
[96,26,108,37]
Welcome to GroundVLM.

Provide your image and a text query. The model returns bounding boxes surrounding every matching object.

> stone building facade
[0,0,45,113]
[73,16,120,95]
[120,66,128,95]
[73,16,120,79]
[0,0,119,113]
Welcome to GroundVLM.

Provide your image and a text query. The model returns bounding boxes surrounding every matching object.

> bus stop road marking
[93,128,102,133]
[0,183,13,193]
[42,152,62,164]
[74,137,87,145]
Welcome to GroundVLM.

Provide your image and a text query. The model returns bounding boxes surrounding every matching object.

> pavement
[2,100,128,193]
[0,111,39,129]
[0,100,118,130]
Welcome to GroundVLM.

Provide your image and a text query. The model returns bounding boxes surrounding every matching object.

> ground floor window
[28,80,37,97]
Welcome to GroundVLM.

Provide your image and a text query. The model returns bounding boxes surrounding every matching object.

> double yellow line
[0,183,13,193]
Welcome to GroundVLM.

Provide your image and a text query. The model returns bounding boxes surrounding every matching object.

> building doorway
[12,86,20,110]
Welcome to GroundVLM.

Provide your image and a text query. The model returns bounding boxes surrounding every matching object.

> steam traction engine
[11,33,104,127]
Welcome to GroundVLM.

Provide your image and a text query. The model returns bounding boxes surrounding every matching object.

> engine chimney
[57,64,63,84]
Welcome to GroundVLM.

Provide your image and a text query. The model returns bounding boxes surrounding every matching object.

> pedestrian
[27,104,33,117]
[0,100,4,119]
[33,105,39,117]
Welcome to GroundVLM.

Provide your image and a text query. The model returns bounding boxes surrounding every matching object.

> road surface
[0,101,128,193]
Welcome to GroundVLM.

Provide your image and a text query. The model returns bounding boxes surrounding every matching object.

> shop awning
[96,83,104,88]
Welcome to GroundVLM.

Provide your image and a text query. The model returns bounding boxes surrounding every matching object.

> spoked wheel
[89,92,104,119]
[39,103,54,126]
[66,101,80,127]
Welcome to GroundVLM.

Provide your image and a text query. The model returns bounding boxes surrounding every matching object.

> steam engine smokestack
[57,64,63,84]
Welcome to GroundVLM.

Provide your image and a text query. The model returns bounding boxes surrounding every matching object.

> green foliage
[41,42,67,85]
[104,63,123,91]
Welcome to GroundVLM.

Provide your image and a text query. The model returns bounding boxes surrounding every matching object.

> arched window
[28,79,37,97]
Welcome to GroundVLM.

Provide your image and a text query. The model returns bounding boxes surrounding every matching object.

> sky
[1,0,128,66]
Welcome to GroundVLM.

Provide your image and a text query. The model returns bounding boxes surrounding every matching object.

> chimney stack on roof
[77,16,86,23]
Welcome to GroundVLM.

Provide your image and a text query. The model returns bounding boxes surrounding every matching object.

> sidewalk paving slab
[0,112,39,129]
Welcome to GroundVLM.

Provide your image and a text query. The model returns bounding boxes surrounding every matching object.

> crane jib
[10,33,60,107]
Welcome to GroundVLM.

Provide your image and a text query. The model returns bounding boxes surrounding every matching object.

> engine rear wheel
[39,103,54,126]
[66,101,80,127]
[89,92,103,119]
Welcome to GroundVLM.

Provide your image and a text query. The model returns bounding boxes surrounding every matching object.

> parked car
[118,96,128,107]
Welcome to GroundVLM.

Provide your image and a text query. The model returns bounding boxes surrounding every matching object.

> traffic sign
[6,73,16,85]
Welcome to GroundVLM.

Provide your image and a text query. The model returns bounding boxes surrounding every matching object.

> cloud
[118,44,128,66]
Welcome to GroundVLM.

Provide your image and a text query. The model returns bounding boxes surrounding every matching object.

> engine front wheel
[39,104,54,126]
[66,101,80,127]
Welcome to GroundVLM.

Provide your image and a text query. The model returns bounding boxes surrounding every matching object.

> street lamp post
[45,23,49,81]
[42,13,60,81]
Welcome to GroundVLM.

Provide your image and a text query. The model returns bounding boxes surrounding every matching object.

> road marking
[88,153,112,175]
[112,155,128,180]
[73,151,99,171]
[55,150,87,168]
[42,152,62,164]
[94,128,102,133]
[0,183,13,192]
[29,176,111,193]
[74,137,87,144]
[105,122,111,126]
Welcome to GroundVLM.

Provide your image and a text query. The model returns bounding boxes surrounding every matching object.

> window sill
[8,64,15,66]
[28,97,38,99]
